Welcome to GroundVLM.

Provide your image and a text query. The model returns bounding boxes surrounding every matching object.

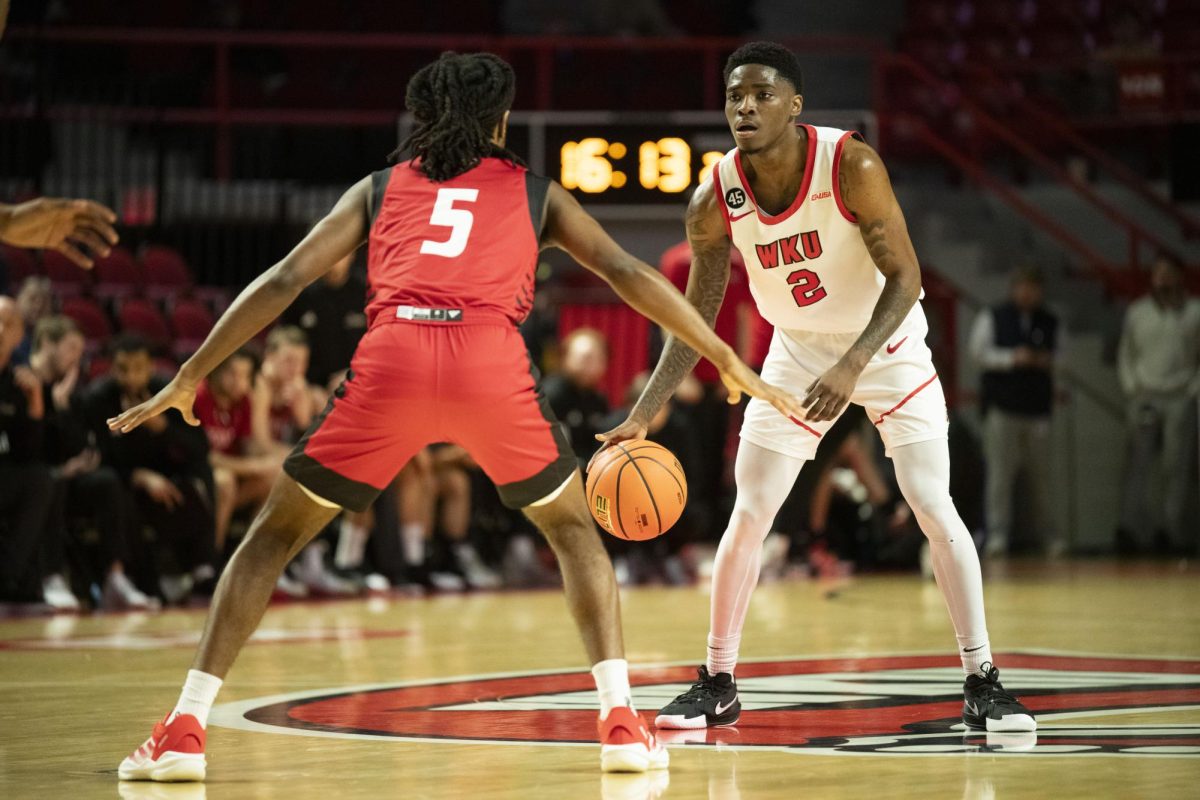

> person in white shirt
[1117,255,1200,554]
[968,266,1066,558]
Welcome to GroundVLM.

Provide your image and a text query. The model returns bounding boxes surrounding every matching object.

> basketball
[585,440,688,541]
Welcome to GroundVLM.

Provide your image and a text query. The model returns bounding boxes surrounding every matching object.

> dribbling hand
[108,376,201,433]
[590,418,648,473]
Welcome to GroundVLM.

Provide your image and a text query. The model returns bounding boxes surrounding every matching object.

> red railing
[881,54,1191,273]
[964,63,1200,241]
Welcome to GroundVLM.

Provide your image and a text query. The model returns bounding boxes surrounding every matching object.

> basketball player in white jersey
[596,42,1036,733]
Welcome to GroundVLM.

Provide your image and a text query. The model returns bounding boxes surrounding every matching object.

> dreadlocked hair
[392,51,524,182]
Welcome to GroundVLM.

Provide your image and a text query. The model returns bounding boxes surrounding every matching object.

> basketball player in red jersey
[598,43,1036,734]
[109,52,805,781]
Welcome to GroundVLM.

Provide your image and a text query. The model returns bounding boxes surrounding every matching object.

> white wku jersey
[713,124,915,334]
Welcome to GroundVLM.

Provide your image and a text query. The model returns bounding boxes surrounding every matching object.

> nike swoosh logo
[715,695,738,716]
[966,701,981,716]
[729,210,754,222]
[963,644,987,653]
[886,336,908,354]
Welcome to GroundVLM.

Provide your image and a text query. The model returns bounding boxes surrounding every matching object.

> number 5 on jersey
[421,188,478,258]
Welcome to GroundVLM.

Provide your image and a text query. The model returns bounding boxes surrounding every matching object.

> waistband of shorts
[372,305,515,328]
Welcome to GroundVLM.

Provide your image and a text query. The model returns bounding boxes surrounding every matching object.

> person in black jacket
[30,316,157,609]
[85,335,218,603]
[0,296,67,606]
[969,266,1065,558]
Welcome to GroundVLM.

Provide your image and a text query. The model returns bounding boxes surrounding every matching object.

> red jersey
[194,381,252,456]
[364,157,547,328]
[660,241,772,383]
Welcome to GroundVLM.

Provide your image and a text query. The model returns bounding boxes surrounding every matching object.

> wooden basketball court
[2,560,1197,798]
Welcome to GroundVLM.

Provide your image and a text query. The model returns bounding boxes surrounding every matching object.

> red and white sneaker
[599,707,670,773]
[118,713,207,782]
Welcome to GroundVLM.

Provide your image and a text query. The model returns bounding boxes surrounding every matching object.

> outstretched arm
[802,139,923,422]
[108,178,371,432]
[0,197,119,268]
[542,180,802,445]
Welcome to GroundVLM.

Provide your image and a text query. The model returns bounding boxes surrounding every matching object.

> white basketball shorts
[741,310,949,461]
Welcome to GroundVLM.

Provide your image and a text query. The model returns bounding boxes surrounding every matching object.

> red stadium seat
[94,246,143,302]
[42,249,91,297]
[170,298,215,359]
[1,244,39,289]
[61,296,113,353]
[88,356,112,382]
[118,298,171,347]
[140,245,193,286]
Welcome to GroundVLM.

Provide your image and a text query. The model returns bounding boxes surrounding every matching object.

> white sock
[707,632,740,676]
[172,669,223,728]
[400,523,425,566]
[335,521,369,569]
[591,658,632,718]
[959,636,993,677]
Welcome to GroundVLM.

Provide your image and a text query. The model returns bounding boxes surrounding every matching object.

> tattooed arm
[587,179,734,462]
[801,139,923,422]
[631,180,733,425]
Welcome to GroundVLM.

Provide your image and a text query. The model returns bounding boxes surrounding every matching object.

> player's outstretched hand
[718,359,807,422]
[0,197,119,268]
[590,418,648,472]
[108,376,201,434]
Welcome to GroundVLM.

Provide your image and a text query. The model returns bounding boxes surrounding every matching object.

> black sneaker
[654,666,740,729]
[963,662,1037,732]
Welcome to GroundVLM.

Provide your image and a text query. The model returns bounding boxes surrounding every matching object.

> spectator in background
[84,335,217,604]
[544,328,611,464]
[256,326,356,596]
[969,265,1064,558]
[258,325,321,444]
[660,240,771,534]
[281,251,368,392]
[0,296,69,608]
[13,277,53,365]
[193,349,283,560]
[1117,255,1200,555]
[31,316,156,609]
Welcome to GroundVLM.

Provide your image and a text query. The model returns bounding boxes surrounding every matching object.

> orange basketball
[585,439,688,541]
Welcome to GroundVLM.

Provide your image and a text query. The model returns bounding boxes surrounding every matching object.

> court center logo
[212,653,1200,757]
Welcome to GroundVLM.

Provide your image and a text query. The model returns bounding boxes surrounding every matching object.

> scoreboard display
[398,111,875,206]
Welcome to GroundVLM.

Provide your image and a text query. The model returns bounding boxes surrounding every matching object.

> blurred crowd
[2,235,1198,615]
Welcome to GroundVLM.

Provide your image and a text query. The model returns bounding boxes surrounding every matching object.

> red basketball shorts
[284,315,576,511]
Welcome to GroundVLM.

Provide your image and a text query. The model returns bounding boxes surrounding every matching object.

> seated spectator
[258,325,322,444]
[0,296,66,608]
[31,316,156,610]
[13,276,53,365]
[84,335,218,604]
[281,251,368,392]
[193,349,282,556]
[543,327,610,465]
[255,326,357,596]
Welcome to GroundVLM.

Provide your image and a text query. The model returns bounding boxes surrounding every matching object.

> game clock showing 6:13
[558,135,725,197]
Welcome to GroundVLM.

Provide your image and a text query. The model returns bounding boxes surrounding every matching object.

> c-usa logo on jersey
[725,187,747,209]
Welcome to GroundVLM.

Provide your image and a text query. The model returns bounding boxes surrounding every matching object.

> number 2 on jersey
[787,268,827,307]
[420,188,478,258]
